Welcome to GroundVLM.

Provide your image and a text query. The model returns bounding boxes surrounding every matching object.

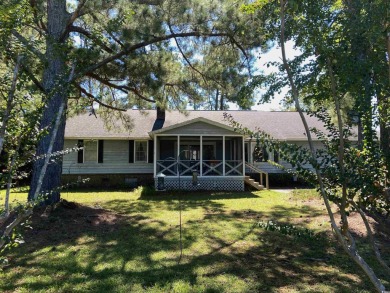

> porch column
[177,135,180,176]
[200,135,203,176]
[222,136,225,176]
[153,135,157,176]
[248,139,252,164]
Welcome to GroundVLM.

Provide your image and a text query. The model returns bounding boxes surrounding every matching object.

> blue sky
[229,41,299,111]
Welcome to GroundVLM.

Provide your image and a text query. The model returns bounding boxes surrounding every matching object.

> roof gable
[149,117,239,137]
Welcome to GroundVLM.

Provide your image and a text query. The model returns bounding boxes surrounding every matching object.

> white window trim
[134,140,148,163]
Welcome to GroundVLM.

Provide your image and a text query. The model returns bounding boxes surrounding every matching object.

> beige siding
[162,121,238,135]
[62,139,153,175]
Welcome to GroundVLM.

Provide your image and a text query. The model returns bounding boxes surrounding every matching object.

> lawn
[0,187,388,292]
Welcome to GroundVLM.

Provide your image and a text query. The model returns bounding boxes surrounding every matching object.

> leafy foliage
[257,220,319,240]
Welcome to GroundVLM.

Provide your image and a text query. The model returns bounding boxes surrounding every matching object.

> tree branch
[59,0,89,41]
[350,201,390,277]
[0,209,33,250]
[86,72,156,103]
[69,25,114,53]
[125,85,156,103]
[7,52,45,93]
[69,0,88,26]
[76,84,127,111]
[90,13,125,47]
[228,35,249,61]
[77,31,227,80]
[326,57,350,236]
[167,23,208,84]
[0,56,22,155]
[28,0,47,32]
[11,30,45,61]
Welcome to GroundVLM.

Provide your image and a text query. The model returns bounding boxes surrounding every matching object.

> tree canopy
[0,0,266,202]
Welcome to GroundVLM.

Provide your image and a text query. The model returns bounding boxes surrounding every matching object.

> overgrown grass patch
[0,187,387,292]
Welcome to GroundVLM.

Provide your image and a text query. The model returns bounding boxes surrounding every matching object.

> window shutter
[77,140,84,163]
[273,150,278,163]
[129,140,134,163]
[148,140,154,163]
[98,140,104,163]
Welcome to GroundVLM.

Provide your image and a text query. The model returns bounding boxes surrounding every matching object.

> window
[135,141,147,162]
[84,140,98,162]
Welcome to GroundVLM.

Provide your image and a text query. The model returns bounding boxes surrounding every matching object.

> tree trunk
[214,89,219,111]
[382,30,390,180]
[28,0,69,204]
[280,1,386,291]
[344,0,374,149]
[378,92,390,181]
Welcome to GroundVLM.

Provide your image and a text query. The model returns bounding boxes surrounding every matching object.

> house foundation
[154,176,244,191]
[62,174,154,188]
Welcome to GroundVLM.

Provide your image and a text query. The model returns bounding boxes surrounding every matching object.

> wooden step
[244,177,264,191]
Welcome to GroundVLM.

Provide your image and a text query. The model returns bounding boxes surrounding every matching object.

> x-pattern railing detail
[225,160,243,175]
[202,161,223,175]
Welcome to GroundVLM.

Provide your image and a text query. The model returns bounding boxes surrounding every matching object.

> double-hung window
[135,141,147,162]
[77,140,103,163]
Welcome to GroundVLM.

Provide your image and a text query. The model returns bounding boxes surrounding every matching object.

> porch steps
[244,176,264,191]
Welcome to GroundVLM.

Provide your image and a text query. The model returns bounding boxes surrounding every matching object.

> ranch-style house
[62,109,328,191]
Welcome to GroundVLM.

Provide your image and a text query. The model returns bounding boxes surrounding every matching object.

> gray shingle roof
[64,109,338,141]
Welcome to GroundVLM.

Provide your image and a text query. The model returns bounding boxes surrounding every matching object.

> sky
[229,41,299,111]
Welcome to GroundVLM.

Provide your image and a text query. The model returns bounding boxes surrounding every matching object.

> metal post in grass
[177,148,201,264]
[177,150,184,264]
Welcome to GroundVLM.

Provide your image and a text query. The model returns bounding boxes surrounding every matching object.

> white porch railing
[156,159,177,175]
[156,159,200,176]
[202,160,223,176]
[156,159,243,176]
[245,162,269,189]
[178,160,200,176]
[225,160,243,176]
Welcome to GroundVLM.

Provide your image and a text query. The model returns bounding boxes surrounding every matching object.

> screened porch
[155,135,244,177]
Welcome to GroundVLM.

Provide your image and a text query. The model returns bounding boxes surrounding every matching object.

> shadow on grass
[140,190,263,201]
[0,199,381,292]
[102,191,262,215]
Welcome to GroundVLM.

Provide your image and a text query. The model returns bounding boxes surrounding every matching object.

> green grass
[291,188,320,200]
[0,187,385,292]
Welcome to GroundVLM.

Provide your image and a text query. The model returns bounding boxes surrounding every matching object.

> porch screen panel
[216,140,223,160]
[157,137,177,176]
[225,139,232,160]
[224,136,243,176]
[159,139,175,160]
[202,136,223,176]
[179,136,200,176]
